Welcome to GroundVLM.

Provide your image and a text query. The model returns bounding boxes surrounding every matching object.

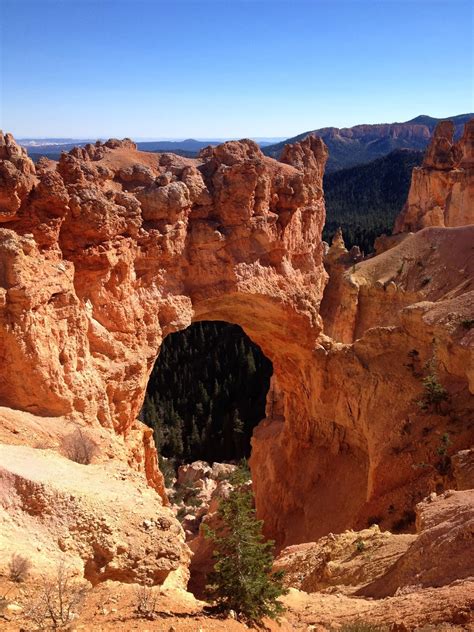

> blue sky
[1,0,472,139]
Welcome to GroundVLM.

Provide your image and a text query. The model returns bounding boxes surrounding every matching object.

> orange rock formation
[0,120,473,603]
[394,119,474,232]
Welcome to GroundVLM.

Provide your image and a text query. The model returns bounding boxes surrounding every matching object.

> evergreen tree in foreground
[204,487,287,624]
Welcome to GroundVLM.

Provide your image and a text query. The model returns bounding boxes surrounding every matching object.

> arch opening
[141,320,274,597]
[141,320,273,469]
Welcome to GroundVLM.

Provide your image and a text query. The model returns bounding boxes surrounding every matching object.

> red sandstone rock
[394,119,474,231]
[453,449,474,490]
[0,132,36,221]
[0,127,472,590]
[274,525,415,594]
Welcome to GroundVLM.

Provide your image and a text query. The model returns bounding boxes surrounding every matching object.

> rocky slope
[2,486,473,630]
[0,442,189,587]
[274,487,474,599]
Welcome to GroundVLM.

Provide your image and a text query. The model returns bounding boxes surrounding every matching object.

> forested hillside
[262,113,470,171]
[323,149,424,252]
[141,322,272,465]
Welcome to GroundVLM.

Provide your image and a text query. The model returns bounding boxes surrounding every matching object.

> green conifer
[204,487,286,624]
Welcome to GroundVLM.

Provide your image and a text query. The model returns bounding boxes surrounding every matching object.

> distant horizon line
[9,111,474,144]
[14,136,288,142]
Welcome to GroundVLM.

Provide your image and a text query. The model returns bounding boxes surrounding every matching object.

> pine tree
[166,412,184,459]
[142,394,157,427]
[232,410,245,459]
[153,418,164,452]
[246,349,256,375]
[189,416,201,456]
[204,488,287,624]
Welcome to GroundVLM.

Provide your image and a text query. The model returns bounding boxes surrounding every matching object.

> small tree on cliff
[204,488,287,624]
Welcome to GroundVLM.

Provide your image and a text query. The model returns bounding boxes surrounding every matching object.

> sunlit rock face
[0,132,329,556]
[0,122,472,571]
[393,118,474,232]
[0,134,328,429]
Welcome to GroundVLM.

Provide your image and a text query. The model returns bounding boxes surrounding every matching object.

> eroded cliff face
[0,133,327,432]
[0,122,473,588]
[311,121,473,547]
[393,119,474,232]
[0,132,329,577]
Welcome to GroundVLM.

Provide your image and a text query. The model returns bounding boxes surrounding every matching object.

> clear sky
[1,0,472,139]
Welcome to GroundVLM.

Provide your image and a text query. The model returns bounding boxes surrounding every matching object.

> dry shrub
[9,553,31,583]
[63,428,97,465]
[24,559,88,630]
[134,581,159,620]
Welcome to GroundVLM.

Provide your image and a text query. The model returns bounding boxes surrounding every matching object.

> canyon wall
[0,119,473,587]
[308,119,474,546]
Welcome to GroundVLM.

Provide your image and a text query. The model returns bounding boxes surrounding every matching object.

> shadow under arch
[142,319,273,465]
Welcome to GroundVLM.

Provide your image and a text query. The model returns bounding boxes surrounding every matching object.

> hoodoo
[394,119,474,232]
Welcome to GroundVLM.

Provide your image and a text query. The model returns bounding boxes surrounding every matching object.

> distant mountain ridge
[19,137,279,162]
[20,138,215,161]
[263,113,473,171]
[18,114,472,168]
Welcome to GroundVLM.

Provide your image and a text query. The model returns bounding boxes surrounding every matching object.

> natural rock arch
[1,128,473,553]
[1,133,350,540]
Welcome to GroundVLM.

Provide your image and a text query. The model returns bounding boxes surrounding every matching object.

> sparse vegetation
[460,318,474,330]
[414,432,453,478]
[436,432,451,457]
[204,487,287,624]
[9,553,31,583]
[228,458,252,485]
[134,581,159,620]
[63,427,97,465]
[23,559,88,630]
[435,432,452,475]
[417,358,449,413]
[355,538,366,553]
[176,506,187,522]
